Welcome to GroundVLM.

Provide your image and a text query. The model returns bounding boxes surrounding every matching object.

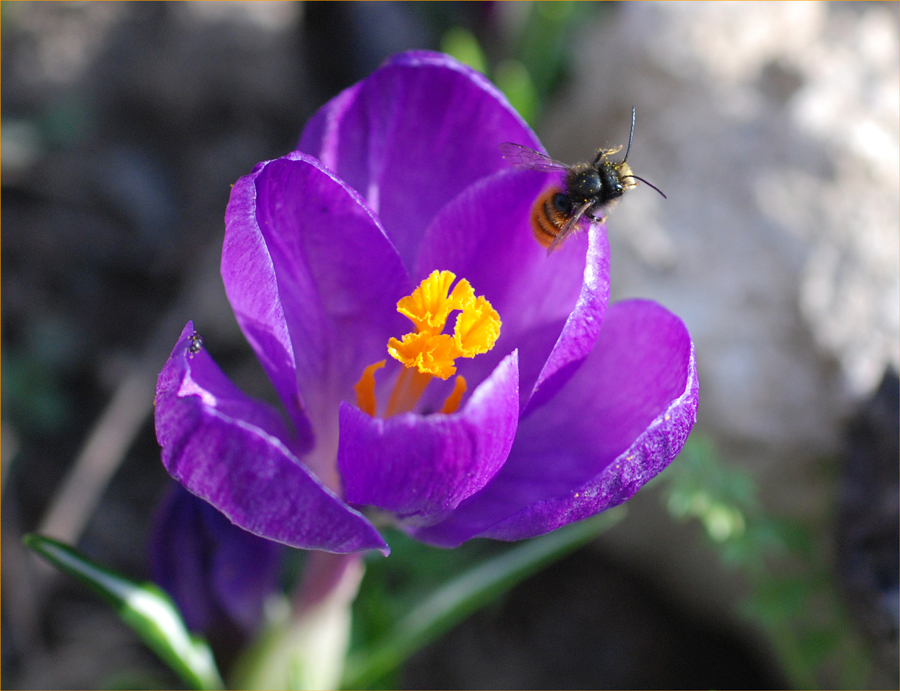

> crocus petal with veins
[155,323,388,554]
[412,300,698,546]
[222,152,413,488]
[299,51,541,270]
[338,351,519,527]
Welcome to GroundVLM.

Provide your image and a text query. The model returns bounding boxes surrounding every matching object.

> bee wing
[499,142,569,172]
[546,200,593,255]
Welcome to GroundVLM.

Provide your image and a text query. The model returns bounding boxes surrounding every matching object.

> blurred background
[2,2,897,689]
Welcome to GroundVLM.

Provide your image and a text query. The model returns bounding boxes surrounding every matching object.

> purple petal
[299,50,541,270]
[221,162,314,453]
[224,152,412,482]
[149,483,283,635]
[337,351,519,528]
[412,300,698,547]
[414,169,610,414]
[155,322,389,554]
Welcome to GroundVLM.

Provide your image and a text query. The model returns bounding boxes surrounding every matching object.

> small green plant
[660,436,873,689]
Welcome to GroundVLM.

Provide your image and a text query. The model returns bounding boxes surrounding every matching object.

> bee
[499,108,666,253]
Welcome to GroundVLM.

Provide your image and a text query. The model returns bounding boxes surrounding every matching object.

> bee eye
[552,193,573,214]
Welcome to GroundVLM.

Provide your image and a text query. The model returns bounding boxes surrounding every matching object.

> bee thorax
[569,168,603,201]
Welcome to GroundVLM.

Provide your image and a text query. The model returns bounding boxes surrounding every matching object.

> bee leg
[585,211,608,224]
[592,145,623,166]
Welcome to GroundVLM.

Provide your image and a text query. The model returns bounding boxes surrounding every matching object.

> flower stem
[234,552,364,690]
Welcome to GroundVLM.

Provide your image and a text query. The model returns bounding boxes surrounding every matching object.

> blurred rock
[539,1,898,678]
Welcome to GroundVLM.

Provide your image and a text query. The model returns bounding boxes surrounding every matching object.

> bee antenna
[624,175,667,199]
[621,107,637,163]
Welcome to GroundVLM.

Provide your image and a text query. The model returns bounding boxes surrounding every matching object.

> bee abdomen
[530,187,570,249]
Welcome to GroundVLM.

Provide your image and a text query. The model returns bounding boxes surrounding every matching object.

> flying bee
[499,107,666,253]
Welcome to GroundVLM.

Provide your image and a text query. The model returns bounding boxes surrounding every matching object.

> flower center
[354,270,501,417]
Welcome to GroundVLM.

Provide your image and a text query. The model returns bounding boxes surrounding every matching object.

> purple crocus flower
[154,51,698,554]
[149,483,283,641]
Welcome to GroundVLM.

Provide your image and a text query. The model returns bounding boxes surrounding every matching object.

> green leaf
[23,533,224,690]
[495,60,540,126]
[440,26,487,75]
[342,507,626,688]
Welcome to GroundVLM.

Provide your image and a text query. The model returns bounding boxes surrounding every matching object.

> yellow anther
[354,360,385,416]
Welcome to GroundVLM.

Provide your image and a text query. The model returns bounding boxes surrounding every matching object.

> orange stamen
[354,360,385,416]
[440,376,467,414]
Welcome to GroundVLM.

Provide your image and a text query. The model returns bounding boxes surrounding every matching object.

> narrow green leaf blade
[23,533,224,690]
[342,507,626,688]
